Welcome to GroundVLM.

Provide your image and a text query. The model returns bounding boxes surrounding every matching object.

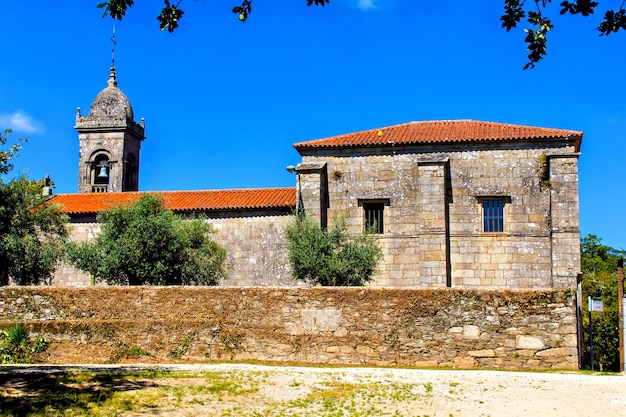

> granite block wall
[298,141,580,289]
[52,213,295,287]
[0,287,578,370]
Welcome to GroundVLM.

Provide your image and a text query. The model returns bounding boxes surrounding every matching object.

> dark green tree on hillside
[66,193,226,285]
[95,1,625,69]
[580,234,624,371]
[285,214,382,286]
[0,129,68,286]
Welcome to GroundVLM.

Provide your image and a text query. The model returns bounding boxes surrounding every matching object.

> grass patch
[126,345,150,358]
[0,367,517,416]
[0,368,260,416]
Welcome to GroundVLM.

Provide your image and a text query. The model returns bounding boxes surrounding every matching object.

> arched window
[93,154,110,189]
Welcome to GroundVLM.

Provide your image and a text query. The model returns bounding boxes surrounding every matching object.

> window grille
[364,203,385,234]
[483,199,505,233]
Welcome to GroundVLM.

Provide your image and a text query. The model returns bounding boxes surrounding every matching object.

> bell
[97,166,108,178]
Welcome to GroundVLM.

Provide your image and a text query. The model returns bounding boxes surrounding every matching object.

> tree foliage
[580,234,625,371]
[95,1,624,69]
[66,193,226,285]
[0,129,68,286]
[285,214,382,286]
[97,0,329,30]
[501,1,626,69]
[0,129,22,176]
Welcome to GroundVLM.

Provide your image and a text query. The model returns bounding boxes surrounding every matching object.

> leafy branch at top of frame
[501,0,626,69]
[96,1,625,70]
[97,0,330,28]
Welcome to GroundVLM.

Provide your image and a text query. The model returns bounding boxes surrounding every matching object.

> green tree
[66,193,226,285]
[0,129,68,286]
[285,214,382,286]
[95,1,624,69]
[580,234,624,371]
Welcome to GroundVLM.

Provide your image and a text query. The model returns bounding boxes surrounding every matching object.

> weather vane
[111,26,116,68]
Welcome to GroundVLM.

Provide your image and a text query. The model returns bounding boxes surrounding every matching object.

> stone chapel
[49,67,583,289]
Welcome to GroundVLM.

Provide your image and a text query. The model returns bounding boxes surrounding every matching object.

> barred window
[482,199,505,233]
[364,203,385,234]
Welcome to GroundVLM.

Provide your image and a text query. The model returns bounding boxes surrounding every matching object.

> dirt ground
[1,363,625,416]
[167,364,626,417]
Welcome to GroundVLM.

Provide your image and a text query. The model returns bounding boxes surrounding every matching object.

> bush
[66,194,226,285]
[285,214,382,286]
[0,324,48,364]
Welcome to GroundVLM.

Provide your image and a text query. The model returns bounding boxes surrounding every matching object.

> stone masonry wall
[549,155,581,287]
[210,214,294,286]
[52,222,100,287]
[299,141,580,289]
[0,287,578,370]
[52,213,295,287]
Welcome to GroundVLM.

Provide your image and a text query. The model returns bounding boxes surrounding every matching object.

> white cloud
[0,111,44,134]
[357,0,378,10]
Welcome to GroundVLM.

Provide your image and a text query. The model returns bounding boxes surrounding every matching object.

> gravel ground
[1,363,625,416]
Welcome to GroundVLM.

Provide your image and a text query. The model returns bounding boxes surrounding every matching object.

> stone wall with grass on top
[0,287,578,370]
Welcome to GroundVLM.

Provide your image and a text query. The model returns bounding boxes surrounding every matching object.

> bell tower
[75,66,145,193]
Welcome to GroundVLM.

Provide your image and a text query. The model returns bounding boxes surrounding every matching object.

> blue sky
[1,1,625,248]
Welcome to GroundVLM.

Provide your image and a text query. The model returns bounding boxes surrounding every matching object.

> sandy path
[2,364,625,416]
[138,363,626,416]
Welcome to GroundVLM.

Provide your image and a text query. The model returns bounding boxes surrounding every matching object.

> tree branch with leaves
[96,0,624,69]
[501,0,626,69]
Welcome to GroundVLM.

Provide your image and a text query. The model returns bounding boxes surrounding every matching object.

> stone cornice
[75,116,145,139]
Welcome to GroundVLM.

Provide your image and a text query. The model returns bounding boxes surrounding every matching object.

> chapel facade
[49,69,583,289]
[293,121,582,288]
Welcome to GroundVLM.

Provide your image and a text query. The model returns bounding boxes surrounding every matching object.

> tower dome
[89,66,134,120]
[76,64,145,194]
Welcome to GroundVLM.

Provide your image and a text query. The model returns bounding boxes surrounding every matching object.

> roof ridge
[293,119,583,151]
[49,187,297,215]
[53,186,296,198]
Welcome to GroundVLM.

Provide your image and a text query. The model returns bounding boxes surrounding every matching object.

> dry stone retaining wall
[0,287,578,370]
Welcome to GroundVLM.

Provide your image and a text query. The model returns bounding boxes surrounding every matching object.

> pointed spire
[108,66,118,88]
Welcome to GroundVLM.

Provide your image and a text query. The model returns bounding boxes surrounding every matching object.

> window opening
[93,154,110,185]
[364,203,385,234]
[483,199,505,233]
[125,155,137,190]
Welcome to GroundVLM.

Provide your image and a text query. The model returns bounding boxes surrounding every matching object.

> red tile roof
[293,120,583,152]
[49,188,296,215]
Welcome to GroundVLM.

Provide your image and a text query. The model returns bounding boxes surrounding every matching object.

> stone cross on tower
[111,26,116,68]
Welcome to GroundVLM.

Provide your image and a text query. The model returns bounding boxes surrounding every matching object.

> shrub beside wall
[0,287,578,369]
